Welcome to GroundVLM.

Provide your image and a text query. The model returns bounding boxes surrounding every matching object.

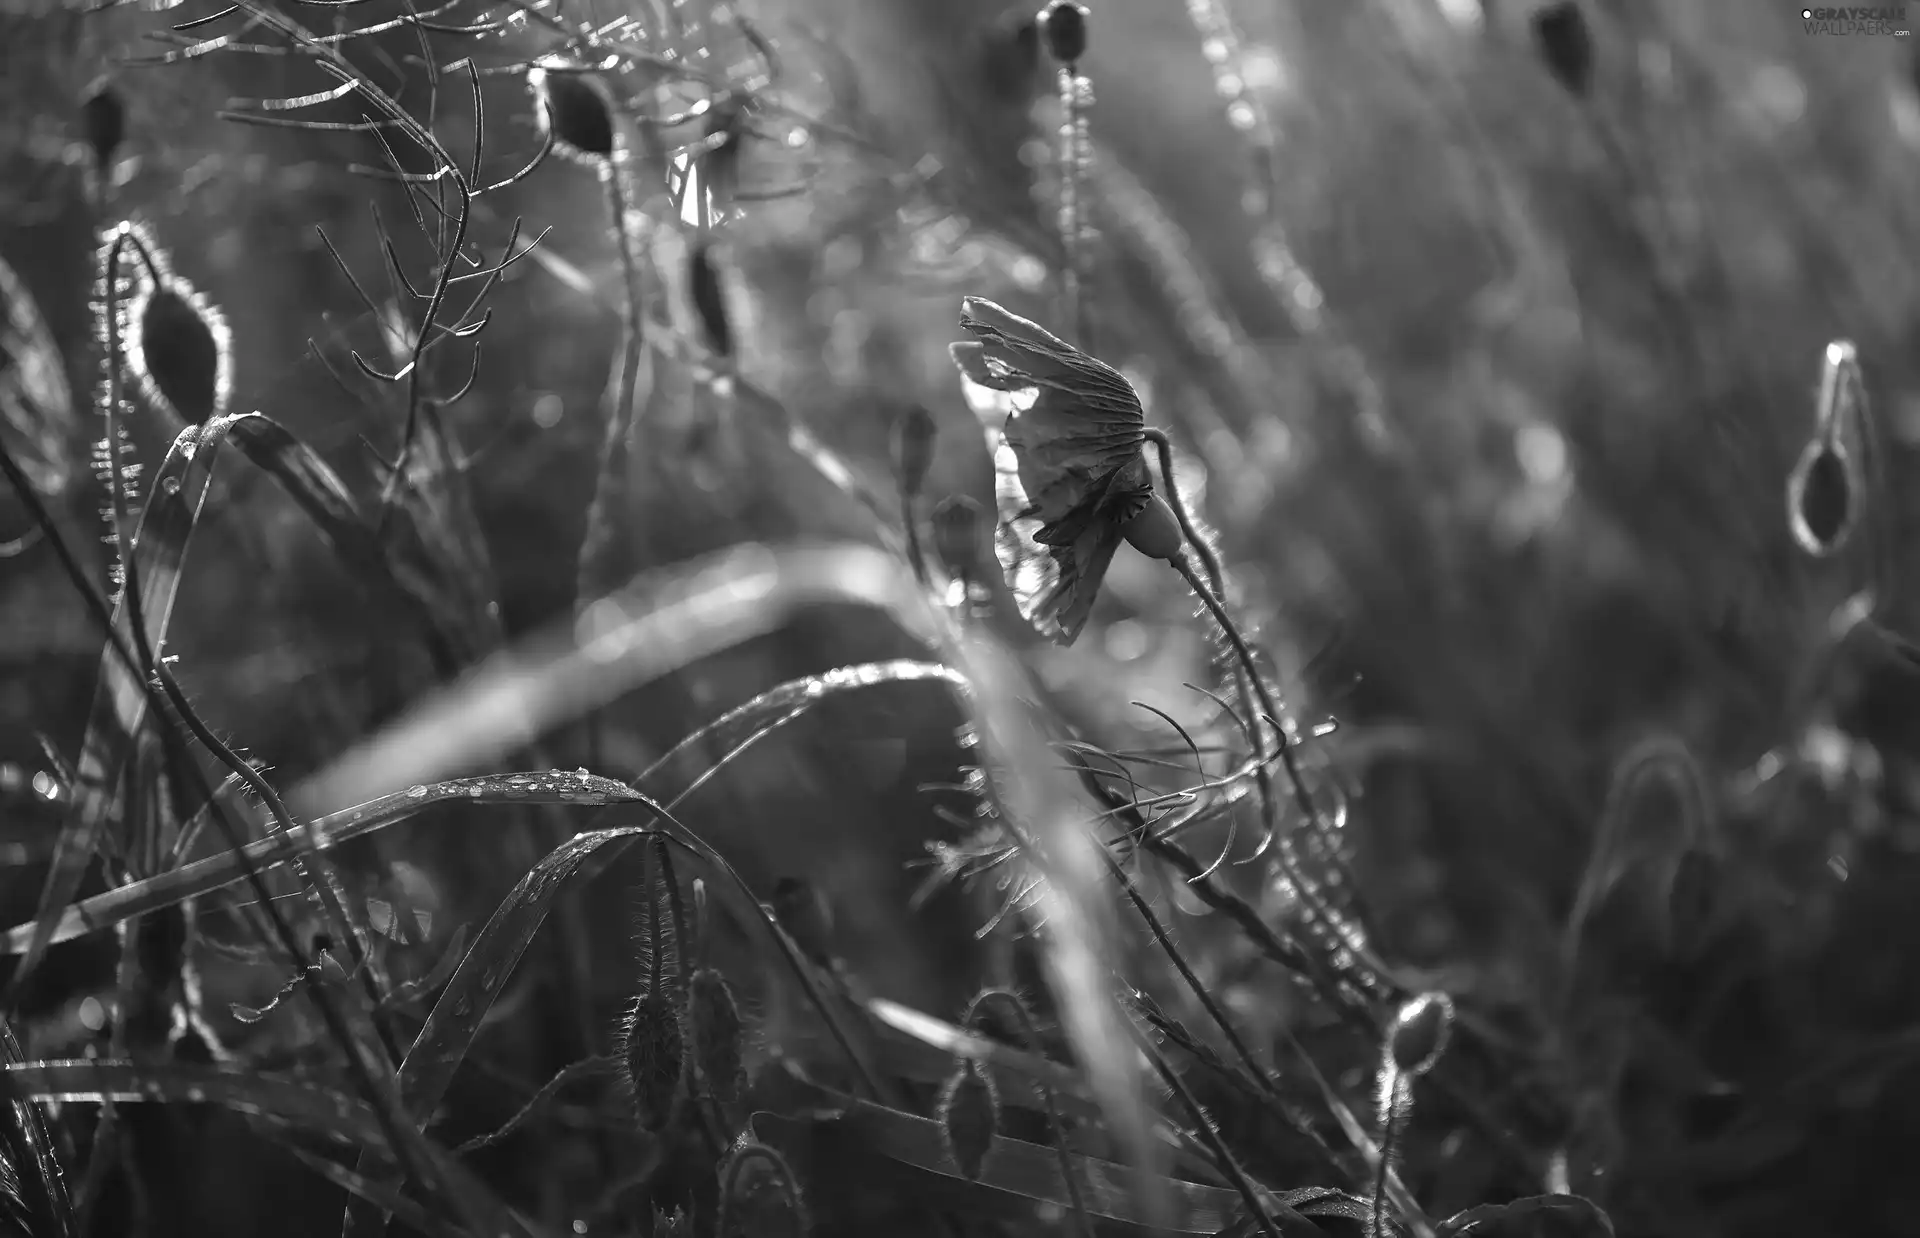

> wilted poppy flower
[949,296,1181,645]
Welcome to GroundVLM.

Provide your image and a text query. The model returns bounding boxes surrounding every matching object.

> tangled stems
[1143,429,1387,971]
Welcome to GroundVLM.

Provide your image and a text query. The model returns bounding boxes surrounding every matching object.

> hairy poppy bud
[890,404,938,500]
[937,1059,999,1179]
[689,966,747,1107]
[1040,0,1090,64]
[719,1142,809,1238]
[530,67,615,160]
[81,80,125,175]
[118,236,232,430]
[1387,991,1454,1077]
[1531,1,1593,98]
[621,991,684,1131]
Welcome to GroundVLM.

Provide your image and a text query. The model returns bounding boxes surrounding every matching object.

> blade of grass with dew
[14,415,241,1006]
[0,772,642,954]
[0,1022,74,1238]
[630,660,963,786]
[753,1073,1354,1235]
[285,541,934,817]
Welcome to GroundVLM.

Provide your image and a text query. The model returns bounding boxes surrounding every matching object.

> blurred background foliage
[7,0,1920,1235]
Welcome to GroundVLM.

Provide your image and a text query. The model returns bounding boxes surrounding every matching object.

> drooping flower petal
[952,297,1159,645]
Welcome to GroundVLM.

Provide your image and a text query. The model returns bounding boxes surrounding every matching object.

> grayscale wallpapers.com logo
[1802,5,1912,34]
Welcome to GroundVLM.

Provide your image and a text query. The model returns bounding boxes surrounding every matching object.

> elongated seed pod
[621,991,683,1132]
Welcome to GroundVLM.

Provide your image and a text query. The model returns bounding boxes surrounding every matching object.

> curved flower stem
[1146,431,1397,986]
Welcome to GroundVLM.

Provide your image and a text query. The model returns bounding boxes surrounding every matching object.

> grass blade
[0,773,641,954]
[287,541,935,817]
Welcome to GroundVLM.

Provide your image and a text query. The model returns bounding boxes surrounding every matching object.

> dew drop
[406,785,428,799]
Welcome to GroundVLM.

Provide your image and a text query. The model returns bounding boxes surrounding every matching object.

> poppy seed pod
[937,1059,999,1180]
[1040,0,1090,64]
[1531,1,1594,98]
[1387,991,1455,1077]
[530,67,615,160]
[81,81,125,174]
[890,404,938,500]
